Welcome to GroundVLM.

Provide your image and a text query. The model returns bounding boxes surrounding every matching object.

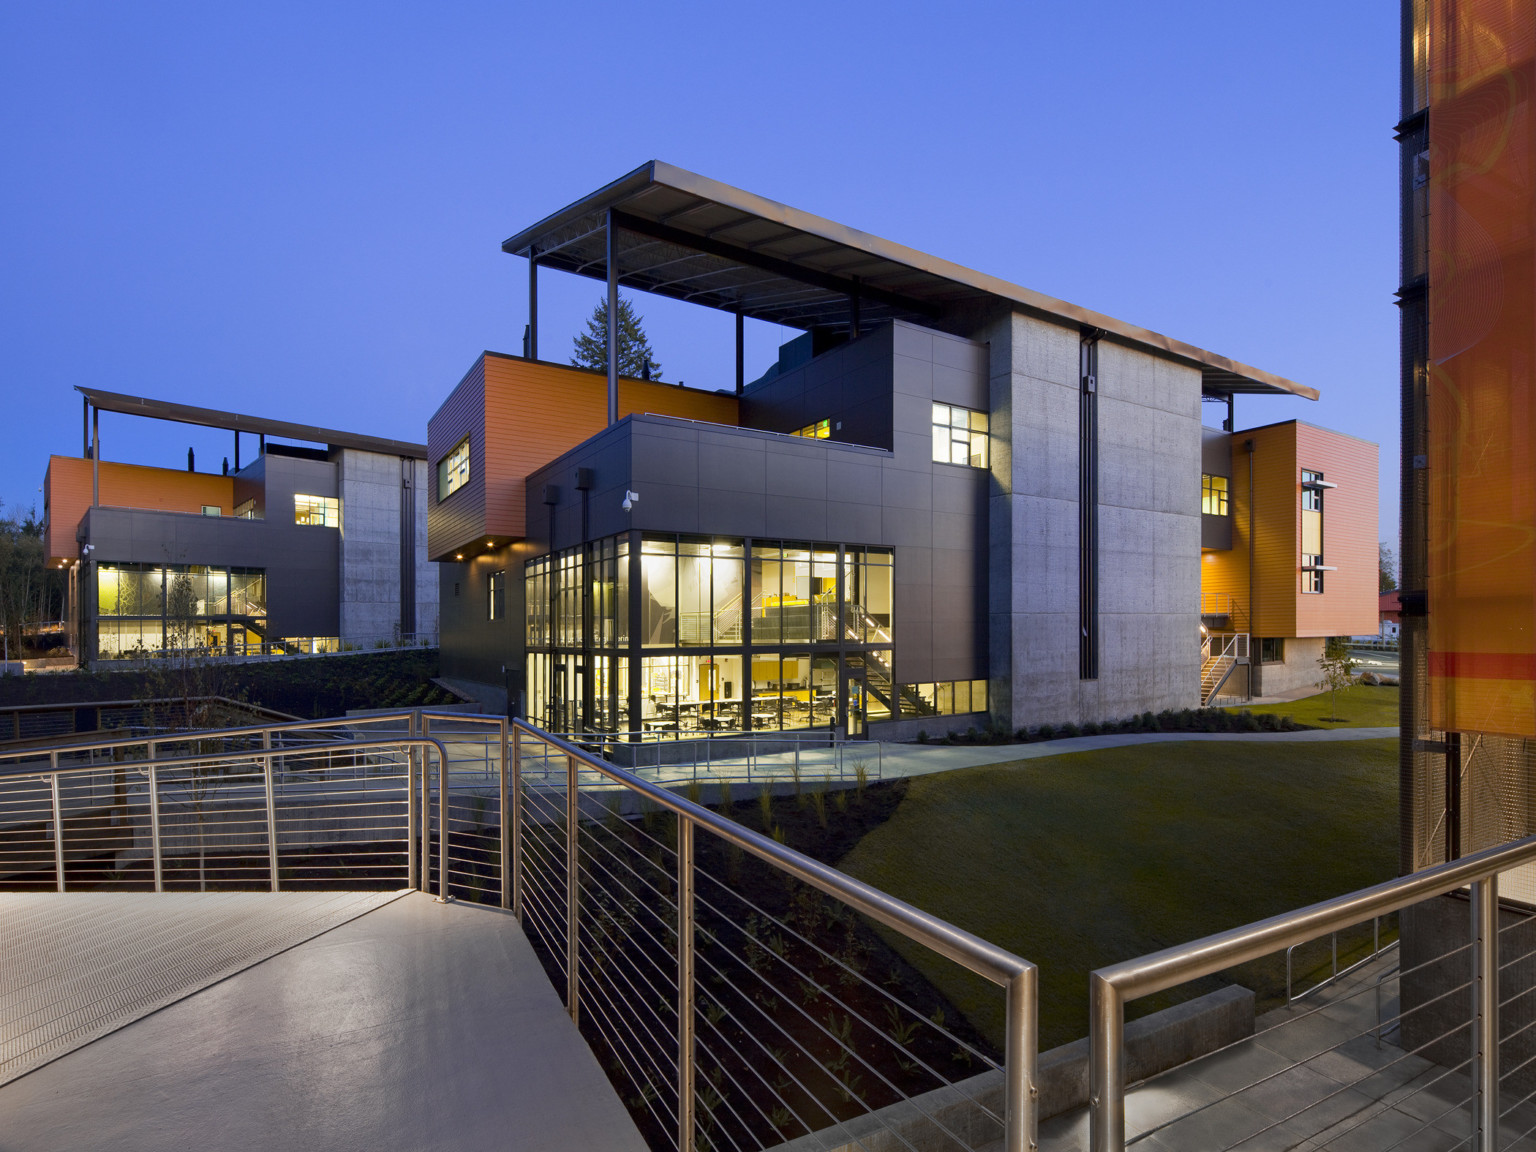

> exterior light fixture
[456,553,464,560]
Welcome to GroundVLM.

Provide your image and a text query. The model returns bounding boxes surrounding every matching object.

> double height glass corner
[932,403,988,468]
[524,533,895,737]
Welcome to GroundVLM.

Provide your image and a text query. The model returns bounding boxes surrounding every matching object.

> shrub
[1178,708,1195,729]
[1280,714,1297,730]
[1015,727,1030,742]
[916,730,928,743]
[1239,710,1262,731]
[1036,723,1055,741]
[1140,711,1156,730]
[1082,720,1099,736]
[1059,722,1079,738]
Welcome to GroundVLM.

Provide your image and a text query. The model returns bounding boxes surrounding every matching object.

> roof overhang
[503,161,1317,400]
[77,387,427,458]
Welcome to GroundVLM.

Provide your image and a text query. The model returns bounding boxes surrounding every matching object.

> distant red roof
[1380,590,1402,620]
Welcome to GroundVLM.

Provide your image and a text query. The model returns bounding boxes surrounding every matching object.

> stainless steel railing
[0,736,449,894]
[1088,834,1536,1152]
[510,720,1039,1152]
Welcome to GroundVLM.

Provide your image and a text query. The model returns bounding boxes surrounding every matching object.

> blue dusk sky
[0,3,1400,548]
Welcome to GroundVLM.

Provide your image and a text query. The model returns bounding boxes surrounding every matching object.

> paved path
[0,892,647,1152]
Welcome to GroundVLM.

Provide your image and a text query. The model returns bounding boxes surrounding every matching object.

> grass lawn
[837,738,1397,1051]
[1228,684,1400,728]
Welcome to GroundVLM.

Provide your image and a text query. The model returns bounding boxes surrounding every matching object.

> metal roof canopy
[503,161,1316,400]
[77,387,428,459]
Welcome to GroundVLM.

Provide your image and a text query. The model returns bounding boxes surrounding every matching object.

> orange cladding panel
[1427,0,1536,736]
[473,356,737,551]
[44,457,235,564]
[1295,424,1379,638]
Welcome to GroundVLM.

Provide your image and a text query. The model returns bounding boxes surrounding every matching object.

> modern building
[45,388,436,663]
[432,162,1378,737]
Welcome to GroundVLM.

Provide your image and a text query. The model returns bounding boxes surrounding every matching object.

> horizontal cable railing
[1088,834,1536,1152]
[510,720,1038,1152]
[0,736,450,894]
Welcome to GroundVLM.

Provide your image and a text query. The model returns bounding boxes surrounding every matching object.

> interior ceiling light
[456,553,464,560]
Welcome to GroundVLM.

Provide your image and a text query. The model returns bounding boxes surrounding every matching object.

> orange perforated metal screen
[1427,0,1536,737]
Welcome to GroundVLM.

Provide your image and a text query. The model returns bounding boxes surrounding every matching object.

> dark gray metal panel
[1202,427,1234,477]
[1202,513,1234,551]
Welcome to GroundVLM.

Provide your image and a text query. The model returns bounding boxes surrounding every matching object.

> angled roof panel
[503,161,1316,400]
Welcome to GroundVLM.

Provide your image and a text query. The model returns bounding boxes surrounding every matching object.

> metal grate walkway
[0,888,405,1085]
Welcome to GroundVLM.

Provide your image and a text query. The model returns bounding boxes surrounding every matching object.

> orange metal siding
[44,457,235,564]
[1295,423,1379,638]
[428,354,738,559]
[1199,421,1377,640]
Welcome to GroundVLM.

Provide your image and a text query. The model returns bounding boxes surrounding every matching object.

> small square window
[932,404,987,468]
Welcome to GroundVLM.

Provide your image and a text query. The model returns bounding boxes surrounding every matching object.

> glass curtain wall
[96,562,267,658]
[525,533,897,736]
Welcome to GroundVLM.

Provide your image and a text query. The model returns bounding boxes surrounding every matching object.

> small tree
[1379,543,1398,593]
[1316,637,1358,722]
[571,295,662,379]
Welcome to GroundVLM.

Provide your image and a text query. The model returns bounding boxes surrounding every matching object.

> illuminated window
[791,419,831,439]
[233,498,258,520]
[294,494,339,527]
[489,570,504,621]
[1201,474,1229,516]
[438,438,470,501]
[931,404,988,467]
[201,505,222,517]
[1301,470,1324,593]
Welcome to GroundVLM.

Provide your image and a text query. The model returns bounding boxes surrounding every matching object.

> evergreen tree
[571,295,662,380]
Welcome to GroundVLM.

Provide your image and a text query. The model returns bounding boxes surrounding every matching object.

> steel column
[148,741,163,892]
[50,761,65,893]
[1003,966,1038,1152]
[605,208,619,427]
[1089,972,1124,1152]
[528,249,539,360]
[406,738,418,891]
[735,310,745,395]
[677,815,696,1152]
[1473,876,1499,1151]
[499,717,510,910]
[566,752,581,1023]
[91,406,99,507]
[262,730,278,891]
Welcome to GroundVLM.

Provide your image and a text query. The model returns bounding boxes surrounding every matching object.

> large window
[791,419,830,439]
[932,403,988,467]
[526,534,903,736]
[1301,470,1325,593]
[1201,474,1229,516]
[294,494,339,527]
[95,563,266,659]
[438,438,470,501]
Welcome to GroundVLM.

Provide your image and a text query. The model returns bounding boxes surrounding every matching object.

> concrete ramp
[0,891,648,1152]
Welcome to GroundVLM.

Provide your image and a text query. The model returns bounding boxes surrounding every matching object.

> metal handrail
[0,707,499,768]
[512,719,1039,1152]
[1087,833,1536,1151]
[7,735,451,897]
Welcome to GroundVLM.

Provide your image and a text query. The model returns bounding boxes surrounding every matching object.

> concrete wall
[337,451,438,643]
[1252,635,1325,697]
[980,310,1203,732]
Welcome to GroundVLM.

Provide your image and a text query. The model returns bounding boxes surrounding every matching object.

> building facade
[45,388,435,664]
[432,163,1379,737]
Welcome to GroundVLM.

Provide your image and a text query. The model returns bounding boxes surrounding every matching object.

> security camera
[622,490,639,513]
[81,544,94,555]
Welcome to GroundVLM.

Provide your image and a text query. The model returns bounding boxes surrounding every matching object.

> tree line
[0,506,68,659]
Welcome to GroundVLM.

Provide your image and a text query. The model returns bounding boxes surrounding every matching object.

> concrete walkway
[0,892,647,1152]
